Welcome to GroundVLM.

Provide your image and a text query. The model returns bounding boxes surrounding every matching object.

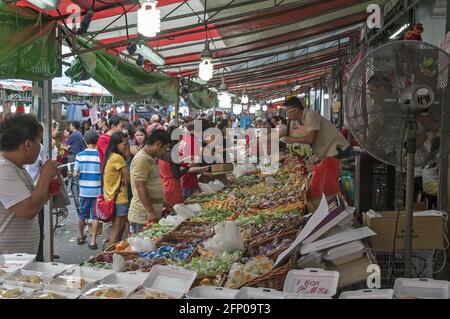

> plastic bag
[306,157,342,200]
[199,183,216,194]
[173,204,195,219]
[112,253,125,272]
[186,204,202,214]
[158,215,185,227]
[128,235,155,253]
[203,221,244,253]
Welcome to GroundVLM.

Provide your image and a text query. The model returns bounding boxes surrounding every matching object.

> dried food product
[0,287,24,299]
[87,288,126,298]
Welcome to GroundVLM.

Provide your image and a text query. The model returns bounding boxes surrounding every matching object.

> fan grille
[345,41,450,167]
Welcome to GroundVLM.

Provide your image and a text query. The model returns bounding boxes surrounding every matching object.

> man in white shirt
[0,114,58,254]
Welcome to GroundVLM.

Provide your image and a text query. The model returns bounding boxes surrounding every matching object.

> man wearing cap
[283,97,349,159]
[283,97,349,202]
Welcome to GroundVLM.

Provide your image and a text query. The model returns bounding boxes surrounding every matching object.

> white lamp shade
[262,104,268,111]
[255,103,261,111]
[241,94,249,104]
[199,60,214,81]
[219,92,232,109]
[138,0,160,37]
[249,105,256,114]
[233,104,242,115]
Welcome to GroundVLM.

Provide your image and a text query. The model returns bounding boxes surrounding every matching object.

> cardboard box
[363,211,444,251]
[210,163,234,173]
[325,251,374,288]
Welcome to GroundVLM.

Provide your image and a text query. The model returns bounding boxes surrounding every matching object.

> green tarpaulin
[0,3,59,80]
[65,48,218,109]
[65,49,180,105]
[186,82,218,110]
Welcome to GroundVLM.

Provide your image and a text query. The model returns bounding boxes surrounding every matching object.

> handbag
[95,176,122,223]
[52,175,71,209]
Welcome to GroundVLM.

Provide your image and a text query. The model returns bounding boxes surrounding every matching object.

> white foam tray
[28,289,81,299]
[235,287,285,299]
[142,265,197,299]
[23,262,72,276]
[283,268,339,298]
[3,269,54,290]
[186,286,239,299]
[101,272,150,289]
[0,284,38,299]
[394,278,450,299]
[323,240,365,266]
[0,253,36,273]
[81,285,135,299]
[339,289,394,299]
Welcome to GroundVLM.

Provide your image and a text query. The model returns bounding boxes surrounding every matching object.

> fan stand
[404,113,418,278]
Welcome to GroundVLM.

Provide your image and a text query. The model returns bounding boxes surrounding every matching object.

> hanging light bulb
[25,106,31,114]
[233,103,242,115]
[249,105,256,114]
[199,60,213,82]
[219,92,232,109]
[11,105,16,113]
[198,40,214,82]
[241,91,249,104]
[262,104,268,112]
[255,103,261,111]
[138,0,161,37]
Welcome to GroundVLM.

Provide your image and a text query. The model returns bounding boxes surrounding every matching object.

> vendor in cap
[283,97,349,159]
[283,97,350,203]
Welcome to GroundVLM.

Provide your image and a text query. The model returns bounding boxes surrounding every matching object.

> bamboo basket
[235,250,299,291]
[245,229,299,261]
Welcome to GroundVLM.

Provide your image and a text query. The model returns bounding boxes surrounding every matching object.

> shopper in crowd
[180,118,210,198]
[130,127,147,157]
[97,115,126,168]
[73,131,102,250]
[103,132,130,245]
[146,114,164,135]
[240,111,252,129]
[0,114,58,254]
[158,126,190,207]
[96,117,108,135]
[141,118,150,130]
[129,130,171,234]
[125,122,135,141]
[132,120,142,134]
[81,119,92,137]
[269,116,278,129]
[66,121,85,160]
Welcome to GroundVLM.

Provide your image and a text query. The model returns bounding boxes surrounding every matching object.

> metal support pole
[438,0,450,211]
[404,118,417,277]
[174,98,180,126]
[41,80,54,262]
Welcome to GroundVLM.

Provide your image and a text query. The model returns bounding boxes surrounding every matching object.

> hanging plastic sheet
[65,47,179,105]
[0,3,59,80]
[185,82,218,110]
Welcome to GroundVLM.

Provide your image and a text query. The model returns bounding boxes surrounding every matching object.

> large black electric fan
[345,40,450,277]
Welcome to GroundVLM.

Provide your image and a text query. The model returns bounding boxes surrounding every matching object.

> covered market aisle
[0,0,450,301]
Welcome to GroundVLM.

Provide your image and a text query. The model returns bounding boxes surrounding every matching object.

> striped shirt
[0,155,40,254]
[74,149,102,198]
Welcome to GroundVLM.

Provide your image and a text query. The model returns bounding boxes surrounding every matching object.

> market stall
[1,153,447,299]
